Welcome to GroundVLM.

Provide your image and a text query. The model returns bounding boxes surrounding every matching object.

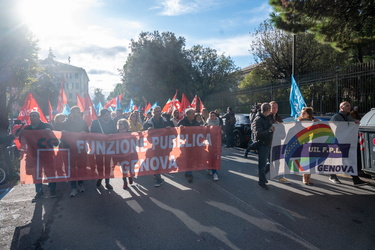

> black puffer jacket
[251,113,273,146]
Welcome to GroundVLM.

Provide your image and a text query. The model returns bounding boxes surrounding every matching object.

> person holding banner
[177,108,200,183]
[62,106,89,197]
[22,111,57,201]
[268,101,291,184]
[195,113,205,126]
[143,106,174,187]
[128,111,142,132]
[201,108,209,124]
[116,118,134,190]
[329,101,368,186]
[112,108,124,125]
[52,113,66,131]
[297,107,318,185]
[252,103,274,190]
[91,108,117,190]
[206,111,223,181]
[170,109,180,127]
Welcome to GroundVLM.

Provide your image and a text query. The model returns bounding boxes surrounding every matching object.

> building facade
[40,56,89,106]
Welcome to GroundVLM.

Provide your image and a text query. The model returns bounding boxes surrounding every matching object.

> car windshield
[236,115,250,124]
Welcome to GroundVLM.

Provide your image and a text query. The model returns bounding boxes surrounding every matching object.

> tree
[93,88,106,106]
[250,20,350,80]
[187,45,240,99]
[121,31,240,105]
[237,20,351,110]
[121,31,193,105]
[22,49,62,115]
[237,70,270,104]
[0,1,39,135]
[269,0,375,62]
[107,83,123,101]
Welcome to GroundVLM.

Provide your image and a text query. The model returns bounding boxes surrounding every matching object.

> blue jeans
[258,145,270,185]
[35,183,56,194]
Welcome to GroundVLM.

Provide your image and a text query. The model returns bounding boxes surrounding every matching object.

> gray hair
[261,103,270,113]
[185,108,195,115]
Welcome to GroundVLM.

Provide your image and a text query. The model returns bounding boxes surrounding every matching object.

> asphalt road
[1,147,375,250]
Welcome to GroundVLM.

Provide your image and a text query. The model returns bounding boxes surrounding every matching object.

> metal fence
[206,61,375,116]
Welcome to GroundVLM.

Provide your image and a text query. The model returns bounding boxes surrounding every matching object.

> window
[75,73,79,79]
[75,83,79,89]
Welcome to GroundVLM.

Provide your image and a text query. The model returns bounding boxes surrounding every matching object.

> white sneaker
[78,184,85,192]
[70,188,78,197]
[213,173,219,181]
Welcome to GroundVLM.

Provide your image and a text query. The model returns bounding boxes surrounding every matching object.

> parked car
[232,114,252,148]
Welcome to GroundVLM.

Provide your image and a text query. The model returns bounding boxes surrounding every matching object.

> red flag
[48,99,53,123]
[104,94,122,109]
[83,92,97,127]
[180,93,191,114]
[133,105,138,111]
[144,103,152,114]
[76,93,85,110]
[191,95,198,111]
[199,97,205,113]
[17,93,48,125]
[161,99,171,113]
[167,90,178,114]
[174,99,182,113]
[56,82,68,113]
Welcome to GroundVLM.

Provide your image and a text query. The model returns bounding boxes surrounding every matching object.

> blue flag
[116,95,121,109]
[96,102,103,114]
[128,99,134,111]
[150,101,158,110]
[290,75,306,118]
[62,104,71,115]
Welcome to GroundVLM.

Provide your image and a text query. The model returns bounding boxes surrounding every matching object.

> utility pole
[292,34,296,76]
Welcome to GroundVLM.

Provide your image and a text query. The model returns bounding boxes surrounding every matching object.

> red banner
[20,126,222,184]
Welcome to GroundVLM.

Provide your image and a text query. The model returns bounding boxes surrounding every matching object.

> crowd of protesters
[9,99,369,201]
[21,105,232,202]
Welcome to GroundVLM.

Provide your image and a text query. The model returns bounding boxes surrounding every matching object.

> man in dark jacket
[222,107,236,147]
[91,108,117,190]
[177,108,200,183]
[22,111,57,201]
[329,101,367,186]
[143,106,174,187]
[62,106,89,197]
[252,103,274,190]
[267,101,290,184]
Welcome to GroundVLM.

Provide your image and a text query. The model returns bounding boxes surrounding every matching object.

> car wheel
[233,131,243,147]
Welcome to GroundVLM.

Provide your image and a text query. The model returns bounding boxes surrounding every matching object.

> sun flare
[17,0,81,37]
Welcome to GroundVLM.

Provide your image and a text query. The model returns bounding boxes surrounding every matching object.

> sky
[15,0,272,98]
